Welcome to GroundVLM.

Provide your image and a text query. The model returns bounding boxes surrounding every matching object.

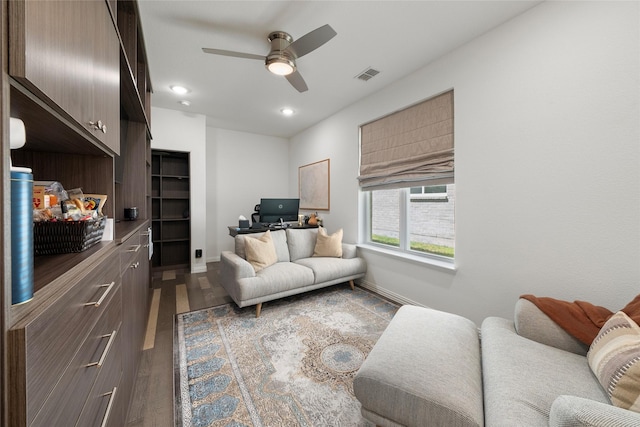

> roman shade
[358,90,454,189]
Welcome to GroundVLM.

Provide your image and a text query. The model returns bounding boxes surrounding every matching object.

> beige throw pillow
[587,311,640,413]
[244,230,278,272]
[313,227,343,258]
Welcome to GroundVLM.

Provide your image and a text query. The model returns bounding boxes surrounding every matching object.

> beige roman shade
[358,90,454,189]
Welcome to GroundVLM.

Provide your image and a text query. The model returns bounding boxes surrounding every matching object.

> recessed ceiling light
[170,85,189,95]
[281,108,294,116]
[179,100,191,106]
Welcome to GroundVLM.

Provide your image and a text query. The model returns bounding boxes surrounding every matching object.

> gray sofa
[354,300,640,426]
[220,228,366,316]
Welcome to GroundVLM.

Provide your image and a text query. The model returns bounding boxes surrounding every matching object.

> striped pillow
[587,311,640,413]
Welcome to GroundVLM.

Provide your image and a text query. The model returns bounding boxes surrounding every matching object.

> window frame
[362,183,455,268]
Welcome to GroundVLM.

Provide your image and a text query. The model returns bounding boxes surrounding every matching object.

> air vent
[355,67,380,82]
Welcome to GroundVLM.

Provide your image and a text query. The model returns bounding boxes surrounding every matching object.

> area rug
[174,285,398,427]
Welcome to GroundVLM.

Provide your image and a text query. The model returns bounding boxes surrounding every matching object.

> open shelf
[151,150,190,269]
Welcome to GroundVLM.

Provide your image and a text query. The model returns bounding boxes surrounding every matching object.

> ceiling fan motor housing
[265,31,296,74]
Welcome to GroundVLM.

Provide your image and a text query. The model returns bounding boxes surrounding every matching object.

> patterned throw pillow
[244,230,278,272]
[313,227,343,257]
[587,311,640,413]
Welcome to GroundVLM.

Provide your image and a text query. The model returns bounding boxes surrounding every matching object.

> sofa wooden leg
[349,280,355,291]
[256,303,262,318]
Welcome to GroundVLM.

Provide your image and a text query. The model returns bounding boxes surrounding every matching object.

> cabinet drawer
[15,253,120,425]
[75,332,123,427]
[31,284,122,427]
[120,233,141,275]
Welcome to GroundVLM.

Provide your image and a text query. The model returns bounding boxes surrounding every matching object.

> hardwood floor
[125,262,232,427]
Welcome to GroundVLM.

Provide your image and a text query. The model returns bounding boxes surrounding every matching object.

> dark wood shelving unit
[151,150,190,269]
[2,1,153,425]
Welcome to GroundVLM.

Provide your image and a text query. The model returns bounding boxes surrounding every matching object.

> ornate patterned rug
[174,285,398,427]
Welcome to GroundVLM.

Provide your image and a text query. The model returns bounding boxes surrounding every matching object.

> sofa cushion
[354,306,484,427]
[294,257,366,284]
[236,229,290,262]
[481,317,609,427]
[236,262,315,301]
[286,228,318,261]
[515,298,589,356]
[550,395,640,426]
[587,311,640,413]
[244,230,278,272]
[313,227,343,257]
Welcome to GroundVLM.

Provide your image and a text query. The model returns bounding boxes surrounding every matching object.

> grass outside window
[371,234,454,258]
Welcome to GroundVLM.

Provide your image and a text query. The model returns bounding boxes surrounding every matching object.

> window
[367,183,455,259]
[358,90,454,263]
[410,185,448,201]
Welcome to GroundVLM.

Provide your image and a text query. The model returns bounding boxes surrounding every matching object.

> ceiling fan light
[266,57,295,76]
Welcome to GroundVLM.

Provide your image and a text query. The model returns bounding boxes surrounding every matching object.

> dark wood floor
[125,262,232,427]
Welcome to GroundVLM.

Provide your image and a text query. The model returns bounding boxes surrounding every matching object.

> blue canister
[11,169,34,305]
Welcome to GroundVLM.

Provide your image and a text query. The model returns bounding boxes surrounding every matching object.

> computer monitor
[259,198,300,223]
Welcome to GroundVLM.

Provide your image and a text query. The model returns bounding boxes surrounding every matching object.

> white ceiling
[137,1,542,138]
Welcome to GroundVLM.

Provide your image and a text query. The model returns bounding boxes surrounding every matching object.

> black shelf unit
[151,150,190,269]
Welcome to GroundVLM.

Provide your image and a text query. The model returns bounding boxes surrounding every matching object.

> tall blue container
[11,169,34,305]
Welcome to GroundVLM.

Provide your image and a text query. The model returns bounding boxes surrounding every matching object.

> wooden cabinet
[9,0,120,154]
[2,0,153,425]
[119,226,151,411]
[8,248,122,427]
[152,150,191,269]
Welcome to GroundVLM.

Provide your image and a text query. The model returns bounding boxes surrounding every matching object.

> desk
[228,224,318,237]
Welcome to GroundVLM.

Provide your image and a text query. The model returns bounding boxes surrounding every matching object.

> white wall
[289,1,640,325]
[206,128,290,259]
[150,107,208,273]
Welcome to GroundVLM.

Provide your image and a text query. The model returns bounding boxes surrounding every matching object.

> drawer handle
[126,244,141,253]
[87,330,117,368]
[100,386,117,427]
[84,281,115,307]
[89,120,107,133]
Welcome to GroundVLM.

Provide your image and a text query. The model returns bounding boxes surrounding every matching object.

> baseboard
[207,255,220,263]
[191,265,207,274]
[357,279,428,308]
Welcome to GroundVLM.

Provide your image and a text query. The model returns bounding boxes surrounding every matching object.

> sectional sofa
[354,299,640,426]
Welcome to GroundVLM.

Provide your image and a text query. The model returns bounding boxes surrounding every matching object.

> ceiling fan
[202,24,337,93]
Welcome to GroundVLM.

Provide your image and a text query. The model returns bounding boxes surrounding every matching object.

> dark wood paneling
[93,0,121,154]
[75,331,123,427]
[30,284,122,427]
[11,150,115,219]
[2,0,10,425]
[9,85,112,156]
[4,0,152,425]
[9,0,119,155]
[115,121,147,222]
[8,253,120,425]
[120,228,150,414]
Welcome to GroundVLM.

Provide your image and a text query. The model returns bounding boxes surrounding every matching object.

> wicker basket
[34,216,106,256]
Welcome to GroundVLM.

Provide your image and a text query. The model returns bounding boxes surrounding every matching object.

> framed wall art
[299,158,330,210]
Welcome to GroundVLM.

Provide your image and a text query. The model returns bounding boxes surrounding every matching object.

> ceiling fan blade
[286,70,308,93]
[285,24,336,59]
[202,48,264,60]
